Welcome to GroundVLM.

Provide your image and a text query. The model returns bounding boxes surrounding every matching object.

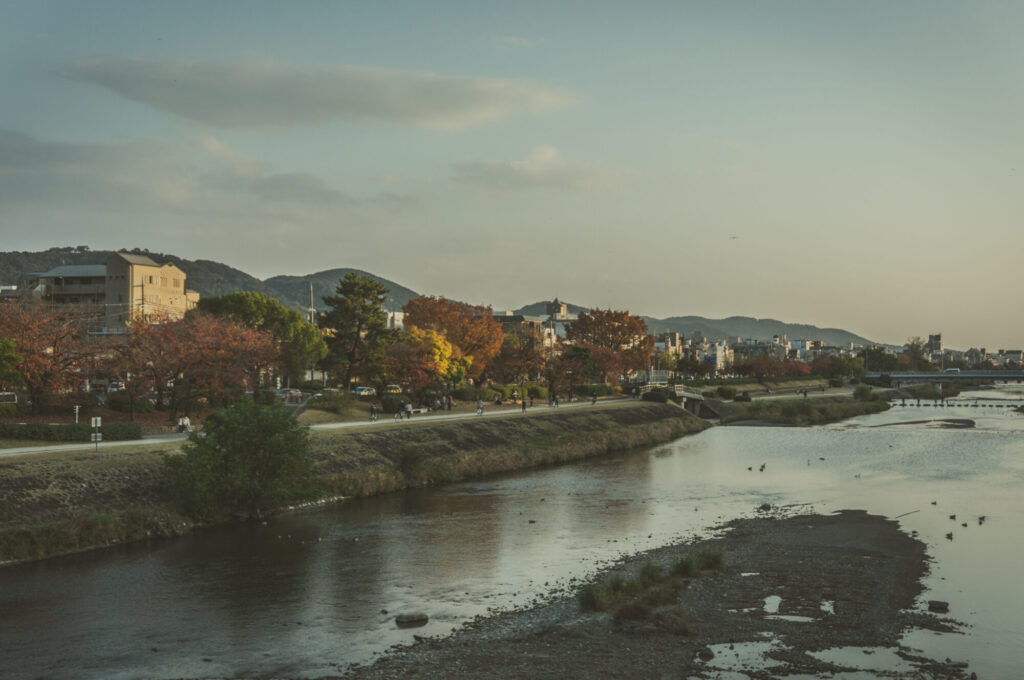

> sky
[2,1,1022,350]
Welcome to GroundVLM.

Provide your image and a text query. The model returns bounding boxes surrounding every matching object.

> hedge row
[0,422,143,442]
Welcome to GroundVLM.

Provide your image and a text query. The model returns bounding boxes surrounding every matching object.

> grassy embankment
[714,395,890,425]
[0,403,707,565]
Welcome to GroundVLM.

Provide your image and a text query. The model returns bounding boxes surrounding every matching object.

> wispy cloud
[0,129,419,272]
[61,57,574,130]
[493,35,534,48]
[453,146,622,190]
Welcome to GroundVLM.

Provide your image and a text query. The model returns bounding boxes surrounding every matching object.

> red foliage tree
[118,315,277,419]
[0,302,88,413]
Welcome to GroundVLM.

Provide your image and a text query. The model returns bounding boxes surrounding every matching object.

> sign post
[91,416,102,452]
[74,405,80,424]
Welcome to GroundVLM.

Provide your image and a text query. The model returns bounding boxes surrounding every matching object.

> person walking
[521,398,527,413]
[369,402,378,422]
[476,398,484,416]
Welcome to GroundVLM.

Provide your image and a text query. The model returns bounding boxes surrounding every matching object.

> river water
[2,387,1022,679]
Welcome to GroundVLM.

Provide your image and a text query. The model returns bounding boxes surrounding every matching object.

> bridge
[865,370,1024,385]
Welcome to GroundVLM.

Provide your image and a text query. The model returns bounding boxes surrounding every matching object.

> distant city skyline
[2,2,1022,350]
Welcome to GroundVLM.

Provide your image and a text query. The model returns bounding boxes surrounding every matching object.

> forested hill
[0,249,418,312]
[264,269,419,312]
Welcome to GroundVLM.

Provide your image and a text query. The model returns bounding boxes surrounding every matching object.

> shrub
[853,384,876,402]
[0,403,16,418]
[642,388,670,403]
[671,556,698,578]
[162,398,316,522]
[0,421,141,441]
[695,549,725,571]
[311,391,355,414]
[381,394,410,414]
[576,384,615,397]
[577,584,606,612]
[638,561,663,586]
[733,392,752,402]
[828,378,844,388]
[525,384,548,399]
[716,386,737,399]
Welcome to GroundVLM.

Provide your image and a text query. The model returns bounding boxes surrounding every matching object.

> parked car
[383,384,403,395]
[351,386,377,396]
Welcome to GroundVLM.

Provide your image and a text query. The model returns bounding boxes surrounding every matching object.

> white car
[352,386,377,396]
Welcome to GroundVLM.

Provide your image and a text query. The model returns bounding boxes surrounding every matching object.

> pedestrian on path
[521,398,527,413]
[369,403,378,421]
[476,398,484,416]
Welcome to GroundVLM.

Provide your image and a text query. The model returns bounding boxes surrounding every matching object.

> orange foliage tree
[402,296,503,380]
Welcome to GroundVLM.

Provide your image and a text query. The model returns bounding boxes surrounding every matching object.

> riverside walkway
[0,397,647,458]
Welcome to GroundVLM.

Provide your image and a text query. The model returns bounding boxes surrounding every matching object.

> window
[148,276,153,284]
[160,277,167,287]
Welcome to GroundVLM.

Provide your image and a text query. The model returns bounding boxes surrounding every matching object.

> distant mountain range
[514,300,873,347]
[1,248,874,346]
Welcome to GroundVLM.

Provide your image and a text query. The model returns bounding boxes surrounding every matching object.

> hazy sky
[2,2,1022,349]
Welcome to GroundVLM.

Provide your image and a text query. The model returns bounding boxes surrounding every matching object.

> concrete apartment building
[24,252,199,328]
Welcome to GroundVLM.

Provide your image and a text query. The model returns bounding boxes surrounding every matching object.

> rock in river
[395,613,430,628]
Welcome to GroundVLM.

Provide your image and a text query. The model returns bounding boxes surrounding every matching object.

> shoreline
[0,403,706,566]
[339,509,971,680]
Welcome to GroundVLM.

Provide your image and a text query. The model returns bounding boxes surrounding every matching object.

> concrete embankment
[0,402,707,565]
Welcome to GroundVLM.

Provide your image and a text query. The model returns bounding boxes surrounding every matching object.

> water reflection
[1,391,1022,678]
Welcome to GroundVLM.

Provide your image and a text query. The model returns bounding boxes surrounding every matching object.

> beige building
[104,252,199,325]
[25,252,199,328]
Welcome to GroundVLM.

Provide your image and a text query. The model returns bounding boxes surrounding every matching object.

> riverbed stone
[395,612,430,628]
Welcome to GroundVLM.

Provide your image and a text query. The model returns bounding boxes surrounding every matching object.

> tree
[490,327,546,385]
[565,308,654,375]
[162,398,316,521]
[902,337,935,372]
[121,315,278,419]
[320,273,393,388]
[402,296,503,380]
[383,327,470,393]
[0,337,22,389]
[858,346,899,373]
[0,302,87,413]
[197,292,327,383]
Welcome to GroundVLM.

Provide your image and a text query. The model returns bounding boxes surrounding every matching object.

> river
[2,386,1022,679]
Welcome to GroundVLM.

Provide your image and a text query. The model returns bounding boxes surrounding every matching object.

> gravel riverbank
[337,510,971,680]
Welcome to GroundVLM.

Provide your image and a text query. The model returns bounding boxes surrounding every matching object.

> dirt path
[337,510,971,680]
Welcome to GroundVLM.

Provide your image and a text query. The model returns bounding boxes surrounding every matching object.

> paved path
[0,398,645,458]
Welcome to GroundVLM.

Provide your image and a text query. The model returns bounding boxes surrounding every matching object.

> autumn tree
[120,315,278,419]
[0,302,88,413]
[490,327,546,385]
[565,308,654,376]
[320,273,393,388]
[402,296,503,380]
[383,327,470,393]
[197,292,327,383]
